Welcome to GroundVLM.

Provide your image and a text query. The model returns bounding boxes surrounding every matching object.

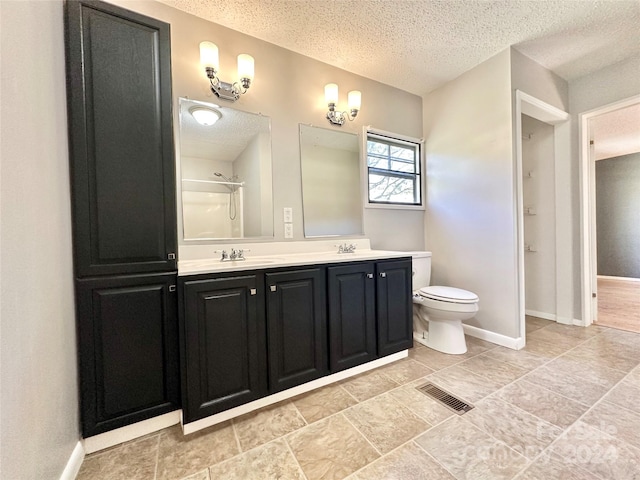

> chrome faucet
[229,248,245,261]
[337,243,357,254]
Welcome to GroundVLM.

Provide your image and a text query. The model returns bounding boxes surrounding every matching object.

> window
[366,130,422,207]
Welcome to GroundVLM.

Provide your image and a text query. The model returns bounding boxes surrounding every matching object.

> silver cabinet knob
[270,285,277,292]
[367,273,374,279]
[380,272,386,278]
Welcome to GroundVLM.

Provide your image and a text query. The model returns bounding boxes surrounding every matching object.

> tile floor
[78,317,640,480]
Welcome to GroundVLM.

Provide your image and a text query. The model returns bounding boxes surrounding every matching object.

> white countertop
[178,239,428,276]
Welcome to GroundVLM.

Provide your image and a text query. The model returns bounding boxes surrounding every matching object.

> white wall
[423,49,519,338]
[0,1,80,479]
[569,54,640,318]
[234,135,262,236]
[108,0,425,251]
[522,115,556,316]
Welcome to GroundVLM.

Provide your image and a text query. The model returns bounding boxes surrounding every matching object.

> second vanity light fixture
[200,41,254,102]
[324,83,361,126]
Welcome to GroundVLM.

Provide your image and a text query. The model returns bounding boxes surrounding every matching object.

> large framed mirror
[178,98,273,240]
[299,124,363,237]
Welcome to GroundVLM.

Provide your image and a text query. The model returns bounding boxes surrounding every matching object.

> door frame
[578,94,640,327]
[515,90,570,346]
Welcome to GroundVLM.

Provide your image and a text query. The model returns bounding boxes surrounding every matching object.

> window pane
[367,141,388,156]
[390,145,414,161]
[368,173,418,204]
[367,155,388,169]
[390,159,415,173]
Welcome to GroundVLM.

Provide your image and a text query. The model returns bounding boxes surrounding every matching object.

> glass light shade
[190,107,221,126]
[348,90,362,111]
[199,41,219,71]
[237,54,255,80]
[325,83,339,105]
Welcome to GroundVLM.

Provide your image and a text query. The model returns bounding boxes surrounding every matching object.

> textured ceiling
[591,103,640,161]
[159,0,640,96]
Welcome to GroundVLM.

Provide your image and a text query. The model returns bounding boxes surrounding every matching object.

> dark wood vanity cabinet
[376,259,414,356]
[65,0,176,277]
[180,274,268,423]
[266,268,328,392]
[75,274,180,436]
[327,263,378,372]
[65,0,180,437]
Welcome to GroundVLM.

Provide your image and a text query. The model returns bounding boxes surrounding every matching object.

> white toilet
[411,252,479,354]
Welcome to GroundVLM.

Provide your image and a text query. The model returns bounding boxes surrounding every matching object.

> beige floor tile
[598,326,640,348]
[377,358,434,385]
[527,327,586,349]
[539,322,605,340]
[287,413,380,480]
[233,401,306,452]
[603,377,640,415]
[207,439,305,480]
[515,452,600,480]
[340,370,399,401]
[496,379,589,428]
[465,336,499,356]
[581,401,640,450]
[521,337,571,358]
[525,315,553,333]
[568,342,640,372]
[486,346,548,371]
[348,441,455,480]
[464,396,562,459]
[292,383,357,424]
[428,364,505,403]
[344,393,431,454]
[524,365,609,406]
[389,380,454,426]
[415,416,528,480]
[409,344,467,371]
[179,470,210,480]
[550,420,640,480]
[547,354,627,389]
[78,435,159,480]
[458,355,527,384]
[156,423,238,480]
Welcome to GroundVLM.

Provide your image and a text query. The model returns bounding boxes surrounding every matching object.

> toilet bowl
[411,253,479,355]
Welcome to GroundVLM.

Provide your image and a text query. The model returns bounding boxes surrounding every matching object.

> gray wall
[109,0,426,251]
[0,1,80,478]
[596,153,640,278]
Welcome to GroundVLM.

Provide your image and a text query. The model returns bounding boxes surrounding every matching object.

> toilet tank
[410,251,432,290]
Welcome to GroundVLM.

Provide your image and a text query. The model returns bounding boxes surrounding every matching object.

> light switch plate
[283,207,293,223]
[284,223,293,239]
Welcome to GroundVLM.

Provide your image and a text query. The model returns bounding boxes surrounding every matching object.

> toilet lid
[418,286,478,304]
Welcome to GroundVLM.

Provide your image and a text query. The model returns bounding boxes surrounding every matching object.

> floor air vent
[416,383,474,415]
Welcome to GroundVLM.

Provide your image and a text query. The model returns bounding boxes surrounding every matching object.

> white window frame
[361,126,425,210]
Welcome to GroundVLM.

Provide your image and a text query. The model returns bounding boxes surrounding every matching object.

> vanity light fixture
[189,106,221,126]
[325,83,361,126]
[200,41,254,102]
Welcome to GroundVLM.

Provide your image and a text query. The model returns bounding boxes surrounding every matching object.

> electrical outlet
[284,223,293,239]
[283,207,293,223]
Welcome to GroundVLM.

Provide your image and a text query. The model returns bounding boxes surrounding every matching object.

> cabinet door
[65,1,176,277]
[76,273,180,437]
[266,268,328,392]
[181,275,267,423]
[328,263,377,372]
[377,259,413,356]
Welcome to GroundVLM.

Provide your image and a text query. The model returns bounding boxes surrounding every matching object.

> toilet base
[413,318,467,355]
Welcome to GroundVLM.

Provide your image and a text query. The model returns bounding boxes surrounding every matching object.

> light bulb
[348,90,362,111]
[199,41,219,71]
[237,54,254,81]
[325,83,339,105]
[190,107,221,126]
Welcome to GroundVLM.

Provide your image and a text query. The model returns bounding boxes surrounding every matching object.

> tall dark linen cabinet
[65,0,180,437]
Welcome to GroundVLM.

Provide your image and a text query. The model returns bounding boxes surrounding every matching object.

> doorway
[580,97,640,332]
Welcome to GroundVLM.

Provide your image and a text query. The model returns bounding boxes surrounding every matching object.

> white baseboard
[462,324,523,350]
[525,309,557,322]
[182,350,408,435]
[597,275,640,282]
[60,441,84,480]
[83,410,181,454]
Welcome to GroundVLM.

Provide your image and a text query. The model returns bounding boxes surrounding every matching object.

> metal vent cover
[416,383,474,415]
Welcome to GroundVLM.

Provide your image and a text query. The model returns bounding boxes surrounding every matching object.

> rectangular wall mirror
[178,98,273,241]
[299,124,363,237]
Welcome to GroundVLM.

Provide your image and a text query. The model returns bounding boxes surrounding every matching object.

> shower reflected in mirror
[178,98,274,241]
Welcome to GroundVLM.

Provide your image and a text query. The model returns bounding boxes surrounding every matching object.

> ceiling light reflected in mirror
[189,106,222,126]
